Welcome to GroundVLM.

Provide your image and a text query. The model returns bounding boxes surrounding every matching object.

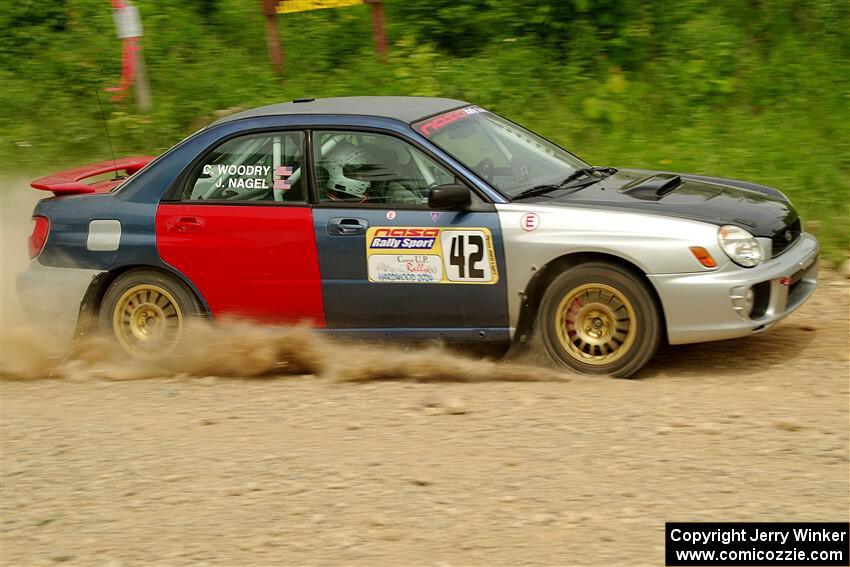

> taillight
[28,216,50,259]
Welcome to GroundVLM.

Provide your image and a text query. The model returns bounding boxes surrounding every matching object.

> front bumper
[15,260,104,343]
[649,233,819,345]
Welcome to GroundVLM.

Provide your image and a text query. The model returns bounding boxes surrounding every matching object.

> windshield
[413,107,588,198]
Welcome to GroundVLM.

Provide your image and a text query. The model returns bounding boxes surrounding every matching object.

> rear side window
[185,132,305,203]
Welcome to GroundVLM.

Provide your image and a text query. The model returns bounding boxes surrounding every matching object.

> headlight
[718,225,763,267]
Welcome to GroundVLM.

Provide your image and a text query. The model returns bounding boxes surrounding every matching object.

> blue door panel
[313,208,509,334]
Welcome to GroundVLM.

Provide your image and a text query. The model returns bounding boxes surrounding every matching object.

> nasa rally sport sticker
[366,227,498,284]
[520,212,540,231]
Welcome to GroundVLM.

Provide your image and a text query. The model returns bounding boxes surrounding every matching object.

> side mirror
[428,184,471,209]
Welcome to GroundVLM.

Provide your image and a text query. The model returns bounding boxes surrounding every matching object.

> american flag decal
[274,166,293,190]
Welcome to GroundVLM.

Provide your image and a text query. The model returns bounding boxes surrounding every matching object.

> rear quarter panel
[34,194,159,271]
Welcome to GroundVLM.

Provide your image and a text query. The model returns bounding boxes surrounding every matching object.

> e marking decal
[521,212,540,232]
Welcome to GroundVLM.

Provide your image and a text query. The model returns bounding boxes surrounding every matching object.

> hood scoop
[621,173,683,201]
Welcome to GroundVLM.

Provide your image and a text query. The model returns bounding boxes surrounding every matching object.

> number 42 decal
[441,230,495,283]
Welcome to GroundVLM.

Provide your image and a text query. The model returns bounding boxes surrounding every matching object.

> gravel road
[1,267,848,567]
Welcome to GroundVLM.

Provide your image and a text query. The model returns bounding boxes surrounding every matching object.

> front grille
[771,217,801,257]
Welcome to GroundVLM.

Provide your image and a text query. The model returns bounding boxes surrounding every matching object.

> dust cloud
[62,320,564,383]
[0,175,564,384]
[0,174,71,377]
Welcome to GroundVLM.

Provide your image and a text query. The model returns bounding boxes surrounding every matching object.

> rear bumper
[15,260,104,343]
[649,233,819,345]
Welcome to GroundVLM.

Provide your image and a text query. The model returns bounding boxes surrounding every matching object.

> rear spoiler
[31,156,155,195]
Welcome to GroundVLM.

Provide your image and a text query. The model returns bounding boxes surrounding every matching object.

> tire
[98,269,202,359]
[536,262,661,378]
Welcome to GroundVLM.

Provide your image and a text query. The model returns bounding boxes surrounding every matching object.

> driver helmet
[323,141,372,201]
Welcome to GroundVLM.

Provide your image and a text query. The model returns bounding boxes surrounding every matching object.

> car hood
[520,168,800,240]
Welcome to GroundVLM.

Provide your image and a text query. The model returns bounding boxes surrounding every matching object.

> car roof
[211,96,469,126]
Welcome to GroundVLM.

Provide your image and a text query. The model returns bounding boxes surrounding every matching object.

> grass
[1,1,847,262]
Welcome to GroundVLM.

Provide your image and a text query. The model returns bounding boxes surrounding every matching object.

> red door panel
[156,204,325,325]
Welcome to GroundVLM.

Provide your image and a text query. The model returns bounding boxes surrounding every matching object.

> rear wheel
[99,269,202,358]
[536,263,661,378]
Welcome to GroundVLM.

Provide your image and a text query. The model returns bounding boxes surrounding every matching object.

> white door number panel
[366,227,498,284]
[440,230,494,282]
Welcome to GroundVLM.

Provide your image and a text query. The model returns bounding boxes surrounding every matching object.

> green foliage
[0,0,847,261]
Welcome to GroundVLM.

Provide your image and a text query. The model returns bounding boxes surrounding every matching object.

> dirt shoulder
[1,270,848,567]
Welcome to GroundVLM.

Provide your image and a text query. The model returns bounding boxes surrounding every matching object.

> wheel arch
[512,251,668,346]
[75,264,210,338]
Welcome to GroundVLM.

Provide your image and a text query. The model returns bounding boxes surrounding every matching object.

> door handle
[327,217,368,236]
[168,216,205,233]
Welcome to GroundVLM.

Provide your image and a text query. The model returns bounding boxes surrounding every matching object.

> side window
[186,132,305,203]
[313,131,455,206]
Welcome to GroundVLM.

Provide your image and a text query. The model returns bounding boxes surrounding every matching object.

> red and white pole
[106,0,151,111]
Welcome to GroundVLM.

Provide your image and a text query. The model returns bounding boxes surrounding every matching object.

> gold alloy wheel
[112,284,183,357]
[554,283,637,366]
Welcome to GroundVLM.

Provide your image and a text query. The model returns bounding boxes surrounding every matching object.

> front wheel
[99,269,202,359]
[536,263,661,378]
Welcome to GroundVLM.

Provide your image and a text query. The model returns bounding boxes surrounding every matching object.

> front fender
[495,203,723,332]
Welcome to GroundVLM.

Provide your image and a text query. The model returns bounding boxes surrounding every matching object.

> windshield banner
[414,106,484,137]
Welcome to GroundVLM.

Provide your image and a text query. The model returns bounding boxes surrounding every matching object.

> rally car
[18,96,819,377]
